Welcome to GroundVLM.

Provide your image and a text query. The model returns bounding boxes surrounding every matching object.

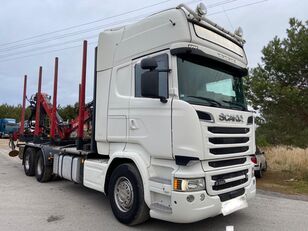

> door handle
[129,119,138,130]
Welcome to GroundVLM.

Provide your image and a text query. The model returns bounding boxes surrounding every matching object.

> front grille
[218,188,245,202]
[209,137,249,144]
[207,127,250,155]
[210,146,249,155]
[211,169,249,192]
[212,169,248,181]
[208,127,249,134]
[209,158,246,168]
[213,178,248,190]
[206,167,250,196]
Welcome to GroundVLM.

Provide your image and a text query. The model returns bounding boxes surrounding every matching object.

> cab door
[127,52,172,159]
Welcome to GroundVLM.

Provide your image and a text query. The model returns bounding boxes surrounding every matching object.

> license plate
[221,195,248,216]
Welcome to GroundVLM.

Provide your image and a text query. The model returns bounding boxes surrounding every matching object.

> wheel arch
[104,153,151,206]
[22,144,54,167]
[104,158,135,195]
[39,145,55,167]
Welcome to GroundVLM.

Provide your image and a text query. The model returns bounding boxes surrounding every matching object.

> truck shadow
[52,180,246,231]
[3,158,251,231]
[139,213,244,231]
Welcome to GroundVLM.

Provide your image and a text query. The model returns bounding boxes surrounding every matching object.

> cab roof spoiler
[177,3,245,45]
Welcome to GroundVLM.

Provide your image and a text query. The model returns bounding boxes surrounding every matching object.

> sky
[0,0,307,106]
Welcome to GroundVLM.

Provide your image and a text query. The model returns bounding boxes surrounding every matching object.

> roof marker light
[235,26,243,37]
[196,3,207,17]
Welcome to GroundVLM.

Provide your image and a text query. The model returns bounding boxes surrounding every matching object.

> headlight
[173,177,205,192]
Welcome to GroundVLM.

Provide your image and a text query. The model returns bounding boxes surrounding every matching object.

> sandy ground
[1,139,308,231]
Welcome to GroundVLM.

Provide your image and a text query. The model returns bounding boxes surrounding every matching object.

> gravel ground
[1,140,308,231]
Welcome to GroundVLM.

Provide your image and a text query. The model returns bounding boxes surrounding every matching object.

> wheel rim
[114,176,134,212]
[25,154,30,170]
[37,156,43,176]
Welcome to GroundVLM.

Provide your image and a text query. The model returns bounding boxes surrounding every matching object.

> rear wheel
[23,148,36,176]
[35,150,53,182]
[108,163,149,225]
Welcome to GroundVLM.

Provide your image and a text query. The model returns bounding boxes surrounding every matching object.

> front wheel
[108,163,149,225]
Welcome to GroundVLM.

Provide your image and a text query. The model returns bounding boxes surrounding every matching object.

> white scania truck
[12,3,256,225]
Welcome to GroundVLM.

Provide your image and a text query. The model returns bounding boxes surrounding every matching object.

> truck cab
[90,3,256,223]
[0,118,19,138]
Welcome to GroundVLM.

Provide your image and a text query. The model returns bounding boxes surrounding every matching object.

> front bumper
[150,177,256,223]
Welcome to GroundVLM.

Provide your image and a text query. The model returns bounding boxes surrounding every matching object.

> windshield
[6,123,18,128]
[177,54,247,111]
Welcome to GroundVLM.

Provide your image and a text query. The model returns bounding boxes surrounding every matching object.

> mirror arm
[156,68,171,73]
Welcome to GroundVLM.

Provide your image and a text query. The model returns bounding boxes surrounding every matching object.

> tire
[108,163,149,225]
[35,150,53,183]
[263,161,268,172]
[23,148,36,176]
[255,167,263,178]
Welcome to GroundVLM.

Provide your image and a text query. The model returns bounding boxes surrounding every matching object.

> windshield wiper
[222,100,246,111]
[186,96,222,107]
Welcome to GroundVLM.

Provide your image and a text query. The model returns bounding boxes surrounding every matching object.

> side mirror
[141,70,168,103]
[141,57,158,71]
[140,56,170,103]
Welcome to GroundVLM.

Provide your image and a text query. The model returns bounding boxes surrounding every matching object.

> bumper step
[150,203,172,214]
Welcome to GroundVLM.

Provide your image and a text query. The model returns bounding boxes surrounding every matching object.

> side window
[135,54,169,97]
